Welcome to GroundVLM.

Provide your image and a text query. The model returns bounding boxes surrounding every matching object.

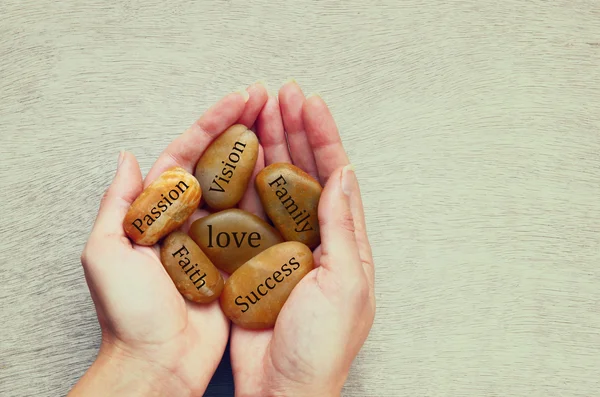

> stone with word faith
[189,209,283,274]
[160,231,224,303]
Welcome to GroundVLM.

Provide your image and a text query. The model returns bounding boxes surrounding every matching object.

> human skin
[230,83,375,397]
[69,82,375,397]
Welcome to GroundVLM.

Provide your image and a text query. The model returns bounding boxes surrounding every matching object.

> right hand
[231,82,376,396]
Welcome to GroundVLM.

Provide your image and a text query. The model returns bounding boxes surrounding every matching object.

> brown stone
[123,167,201,246]
[255,163,322,249]
[188,209,283,274]
[160,231,224,303]
[220,241,313,329]
[195,124,258,210]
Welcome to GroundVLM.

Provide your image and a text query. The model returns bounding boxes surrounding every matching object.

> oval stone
[123,167,201,246]
[160,231,224,303]
[188,209,284,274]
[220,241,313,329]
[195,124,258,210]
[255,163,322,249]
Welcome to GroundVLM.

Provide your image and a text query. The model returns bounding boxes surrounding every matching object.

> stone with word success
[160,231,224,303]
[188,209,283,274]
[256,163,322,249]
[123,167,201,246]
[220,241,313,329]
[195,124,258,210]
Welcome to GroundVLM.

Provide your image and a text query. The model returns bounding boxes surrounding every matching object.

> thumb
[317,164,362,279]
[92,151,143,238]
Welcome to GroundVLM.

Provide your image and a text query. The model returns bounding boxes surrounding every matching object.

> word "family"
[268,175,313,232]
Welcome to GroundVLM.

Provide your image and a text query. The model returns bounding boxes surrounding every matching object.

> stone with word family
[255,163,322,249]
[160,231,224,303]
[189,209,284,274]
[220,241,313,329]
[195,124,258,210]
[123,167,201,246]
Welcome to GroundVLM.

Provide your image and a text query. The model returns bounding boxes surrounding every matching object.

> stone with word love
[160,231,224,303]
[255,163,322,249]
[195,124,258,210]
[124,167,201,246]
[220,241,313,329]
[189,209,283,274]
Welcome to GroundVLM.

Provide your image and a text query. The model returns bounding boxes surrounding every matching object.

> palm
[230,249,333,389]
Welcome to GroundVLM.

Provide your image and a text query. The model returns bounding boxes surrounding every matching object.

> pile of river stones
[123,124,322,329]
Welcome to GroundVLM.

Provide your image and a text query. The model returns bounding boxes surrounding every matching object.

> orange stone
[195,124,258,210]
[255,163,322,249]
[188,209,283,274]
[123,167,201,246]
[160,231,224,303]
[220,241,313,329]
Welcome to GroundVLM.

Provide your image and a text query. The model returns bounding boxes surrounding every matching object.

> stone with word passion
[123,167,201,246]
[160,231,224,303]
[195,124,258,210]
[188,209,284,274]
[255,163,322,249]
[220,241,313,329]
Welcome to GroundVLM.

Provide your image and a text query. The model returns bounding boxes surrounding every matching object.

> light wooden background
[1,1,600,396]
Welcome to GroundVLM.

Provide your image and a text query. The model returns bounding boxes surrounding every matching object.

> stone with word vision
[220,241,313,329]
[255,163,322,249]
[123,167,201,246]
[194,124,258,210]
[188,208,284,274]
[160,231,224,303]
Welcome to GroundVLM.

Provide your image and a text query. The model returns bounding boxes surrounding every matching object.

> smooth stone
[220,241,313,329]
[188,209,284,274]
[160,231,224,303]
[123,167,201,246]
[195,124,258,210]
[255,163,322,249]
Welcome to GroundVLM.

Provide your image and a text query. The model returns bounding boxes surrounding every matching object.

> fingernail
[237,90,250,103]
[341,164,355,196]
[255,80,268,92]
[306,93,320,100]
[284,78,297,85]
[117,150,125,169]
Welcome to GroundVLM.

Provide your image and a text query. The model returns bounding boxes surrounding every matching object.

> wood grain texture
[1,0,600,396]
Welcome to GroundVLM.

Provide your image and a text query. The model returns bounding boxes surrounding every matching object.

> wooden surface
[1,1,600,396]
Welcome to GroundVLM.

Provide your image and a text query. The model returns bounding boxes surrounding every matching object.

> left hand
[70,84,268,397]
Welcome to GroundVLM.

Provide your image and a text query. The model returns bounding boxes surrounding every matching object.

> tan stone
[160,231,223,303]
[255,163,322,249]
[189,209,283,274]
[195,124,258,210]
[123,167,201,246]
[220,241,313,329]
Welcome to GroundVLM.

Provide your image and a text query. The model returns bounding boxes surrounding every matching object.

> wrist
[69,341,192,397]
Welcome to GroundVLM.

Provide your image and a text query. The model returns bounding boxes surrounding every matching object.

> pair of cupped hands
[70,82,375,397]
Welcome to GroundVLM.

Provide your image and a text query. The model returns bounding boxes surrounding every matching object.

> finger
[256,95,292,165]
[316,165,362,280]
[238,144,267,219]
[279,81,318,180]
[302,95,349,185]
[343,166,374,290]
[144,91,249,187]
[92,151,143,238]
[237,82,268,128]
